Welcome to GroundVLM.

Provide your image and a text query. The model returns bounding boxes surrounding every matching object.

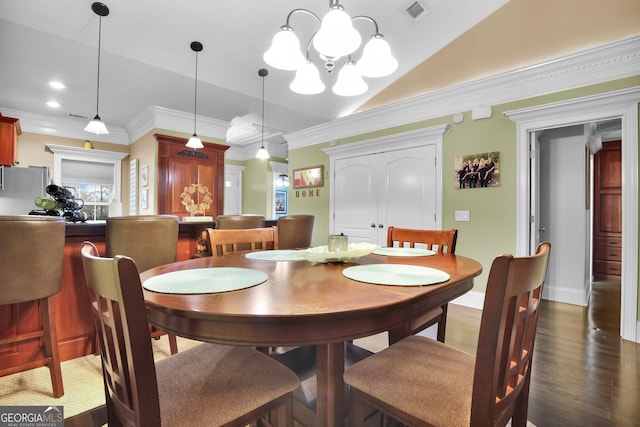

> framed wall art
[454,152,500,189]
[141,165,149,187]
[293,165,324,189]
[275,190,287,214]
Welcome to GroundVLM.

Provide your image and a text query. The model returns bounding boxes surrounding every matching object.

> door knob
[378,224,384,228]
[370,223,376,228]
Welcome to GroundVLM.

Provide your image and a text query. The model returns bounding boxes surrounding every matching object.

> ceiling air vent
[405,1,429,20]
[67,112,88,119]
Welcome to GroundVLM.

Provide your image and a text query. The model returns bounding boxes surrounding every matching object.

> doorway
[505,87,639,342]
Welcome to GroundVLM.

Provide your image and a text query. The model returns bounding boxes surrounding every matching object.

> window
[46,144,128,220]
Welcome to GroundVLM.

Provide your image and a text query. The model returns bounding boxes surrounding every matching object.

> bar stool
[215,214,265,229]
[106,215,180,354]
[277,214,315,249]
[0,215,65,397]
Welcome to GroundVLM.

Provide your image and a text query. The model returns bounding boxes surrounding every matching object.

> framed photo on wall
[454,152,500,189]
[141,165,149,187]
[275,190,287,214]
[293,165,324,189]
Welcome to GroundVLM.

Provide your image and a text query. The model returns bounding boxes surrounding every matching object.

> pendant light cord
[193,51,198,134]
[261,73,265,147]
[95,15,102,116]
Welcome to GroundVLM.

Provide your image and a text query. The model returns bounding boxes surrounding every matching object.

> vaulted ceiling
[0,0,509,148]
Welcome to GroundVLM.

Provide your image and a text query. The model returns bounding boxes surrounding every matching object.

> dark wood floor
[445,279,639,427]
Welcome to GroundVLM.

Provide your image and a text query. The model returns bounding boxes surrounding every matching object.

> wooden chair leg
[347,389,369,427]
[436,303,448,343]
[168,334,178,355]
[42,297,64,398]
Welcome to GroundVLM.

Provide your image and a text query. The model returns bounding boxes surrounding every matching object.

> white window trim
[46,144,129,201]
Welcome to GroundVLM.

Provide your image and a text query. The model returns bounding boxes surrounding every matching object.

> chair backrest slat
[81,242,161,427]
[387,226,458,255]
[471,242,551,426]
[207,226,279,256]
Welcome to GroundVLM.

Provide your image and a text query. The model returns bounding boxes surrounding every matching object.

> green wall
[286,77,640,293]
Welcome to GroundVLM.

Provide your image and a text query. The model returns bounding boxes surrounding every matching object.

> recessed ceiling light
[47,100,61,108]
[49,81,66,90]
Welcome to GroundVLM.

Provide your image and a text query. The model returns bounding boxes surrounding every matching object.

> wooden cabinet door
[593,140,622,278]
[155,134,229,218]
[0,115,20,166]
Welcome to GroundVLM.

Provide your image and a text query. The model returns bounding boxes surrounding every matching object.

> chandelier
[263,1,397,97]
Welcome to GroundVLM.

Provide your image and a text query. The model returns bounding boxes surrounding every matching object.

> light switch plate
[455,210,470,221]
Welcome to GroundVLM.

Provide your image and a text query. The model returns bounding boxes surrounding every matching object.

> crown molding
[0,107,131,145]
[285,35,640,149]
[127,106,230,143]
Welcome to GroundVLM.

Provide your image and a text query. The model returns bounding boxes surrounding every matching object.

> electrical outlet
[455,210,470,221]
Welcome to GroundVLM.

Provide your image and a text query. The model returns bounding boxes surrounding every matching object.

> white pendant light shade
[357,35,398,78]
[313,6,361,58]
[263,26,306,71]
[186,134,204,149]
[256,145,270,160]
[84,115,109,135]
[290,60,326,95]
[332,60,367,96]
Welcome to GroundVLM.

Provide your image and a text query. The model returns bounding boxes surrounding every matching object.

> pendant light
[84,2,110,135]
[256,68,270,160]
[185,41,204,149]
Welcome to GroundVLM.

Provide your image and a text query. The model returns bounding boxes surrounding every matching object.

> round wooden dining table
[140,251,482,427]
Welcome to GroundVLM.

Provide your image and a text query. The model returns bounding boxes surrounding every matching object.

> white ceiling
[0,0,508,148]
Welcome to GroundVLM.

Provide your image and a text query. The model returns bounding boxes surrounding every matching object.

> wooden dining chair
[344,242,551,427]
[0,216,65,398]
[106,215,179,354]
[207,226,279,256]
[80,241,299,427]
[386,227,458,343]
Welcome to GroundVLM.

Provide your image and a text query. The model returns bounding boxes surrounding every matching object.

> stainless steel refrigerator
[0,165,50,215]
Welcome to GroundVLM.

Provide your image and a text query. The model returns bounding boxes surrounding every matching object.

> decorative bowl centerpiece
[297,242,380,263]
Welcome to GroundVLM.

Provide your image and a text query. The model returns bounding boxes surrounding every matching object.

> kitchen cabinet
[593,140,622,279]
[0,113,21,166]
[155,134,229,219]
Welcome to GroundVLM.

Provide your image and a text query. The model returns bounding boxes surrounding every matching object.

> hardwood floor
[443,279,639,427]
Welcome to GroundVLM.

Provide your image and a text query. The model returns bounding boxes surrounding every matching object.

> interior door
[378,145,437,242]
[333,154,377,243]
[530,131,542,254]
[333,145,437,246]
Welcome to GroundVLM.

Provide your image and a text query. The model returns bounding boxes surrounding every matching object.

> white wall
[539,125,590,305]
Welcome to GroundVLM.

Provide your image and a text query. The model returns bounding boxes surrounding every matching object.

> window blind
[61,159,114,185]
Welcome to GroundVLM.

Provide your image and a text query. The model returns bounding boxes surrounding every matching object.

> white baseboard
[450,290,485,310]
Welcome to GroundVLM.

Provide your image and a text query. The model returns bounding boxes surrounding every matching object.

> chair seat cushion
[156,343,299,426]
[344,335,475,427]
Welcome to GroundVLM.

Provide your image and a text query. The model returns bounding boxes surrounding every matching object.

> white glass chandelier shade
[290,60,326,94]
[332,60,367,96]
[312,6,361,59]
[84,115,109,135]
[357,35,398,78]
[186,134,204,149]
[263,26,306,71]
